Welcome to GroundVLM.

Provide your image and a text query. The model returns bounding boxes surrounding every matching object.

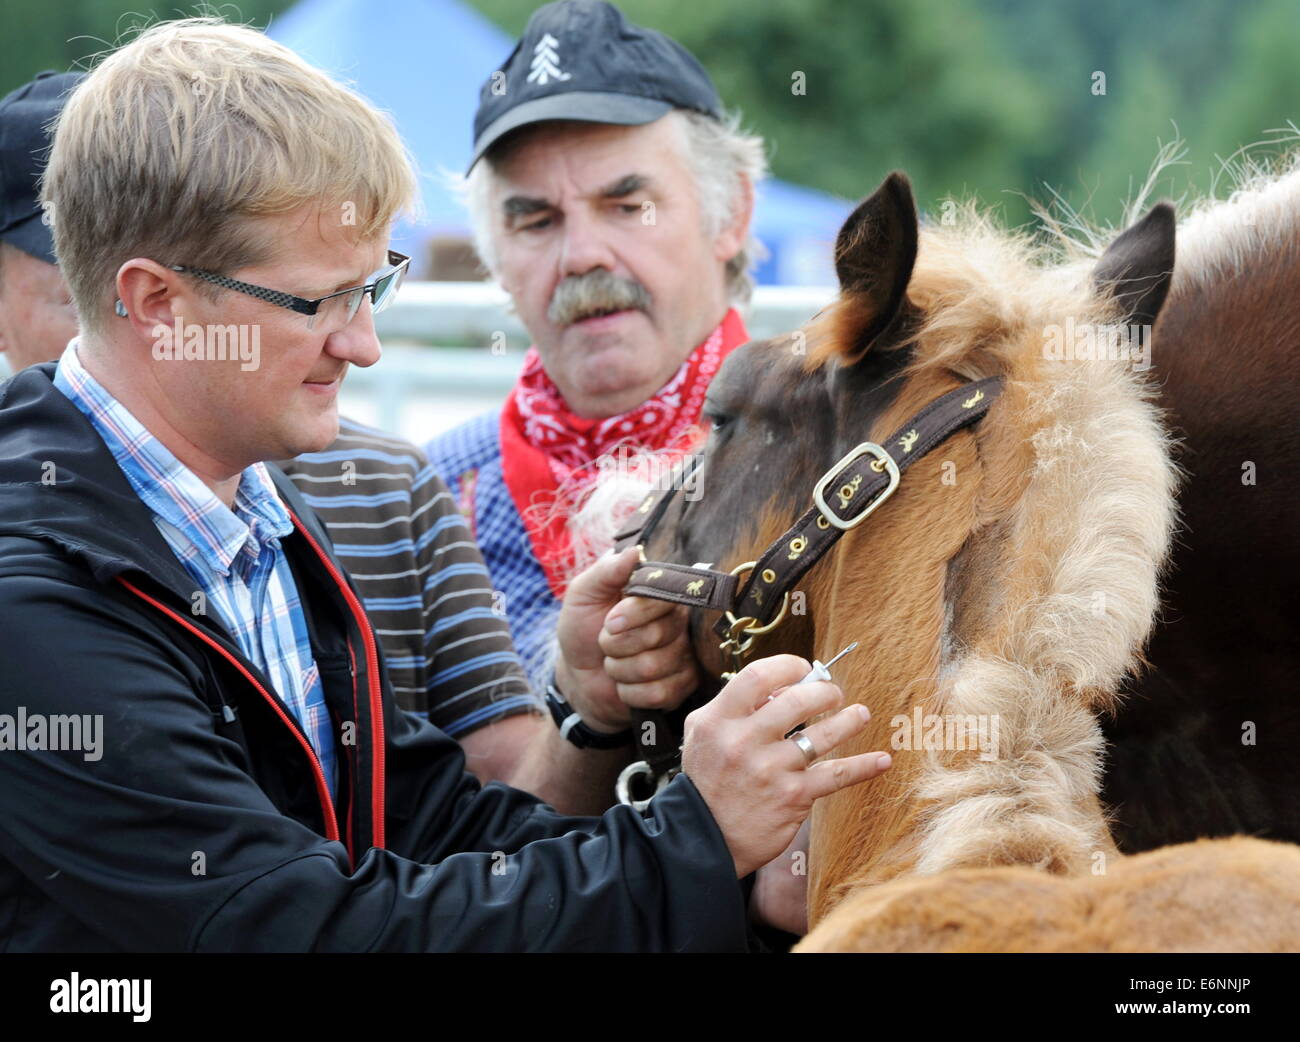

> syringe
[767,641,860,704]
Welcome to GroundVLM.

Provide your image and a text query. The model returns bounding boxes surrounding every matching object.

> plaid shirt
[53,341,337,796]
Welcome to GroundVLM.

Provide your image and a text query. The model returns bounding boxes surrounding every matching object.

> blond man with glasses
[0,69,546,803]
[0,18,888,952]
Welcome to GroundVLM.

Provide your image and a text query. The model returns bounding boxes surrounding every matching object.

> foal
[641,172,1179,923]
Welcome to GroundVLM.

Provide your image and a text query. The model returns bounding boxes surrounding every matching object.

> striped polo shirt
[279,417,538,737]
[425,412,559,694]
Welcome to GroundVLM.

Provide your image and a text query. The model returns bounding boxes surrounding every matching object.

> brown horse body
[633,168,1300,950]
[1101,160,1300,852]
[798,835,1300,952]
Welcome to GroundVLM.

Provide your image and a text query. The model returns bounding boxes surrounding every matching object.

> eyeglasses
[115,250,410,331]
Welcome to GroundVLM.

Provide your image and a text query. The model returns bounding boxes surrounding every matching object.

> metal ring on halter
[789,731,818,767]
[719,621,757,659]
[722,560,791,637]
[615,759,673,813]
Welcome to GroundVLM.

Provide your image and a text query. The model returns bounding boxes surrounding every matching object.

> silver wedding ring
[789,731,817,767]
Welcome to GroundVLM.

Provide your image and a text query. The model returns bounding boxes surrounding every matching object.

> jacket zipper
[343,645,357,859]
[288,512,386,850]
[116,576,343,847]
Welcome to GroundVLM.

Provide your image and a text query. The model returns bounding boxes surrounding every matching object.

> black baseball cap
[0,70,83,265]
[469,0,723,173]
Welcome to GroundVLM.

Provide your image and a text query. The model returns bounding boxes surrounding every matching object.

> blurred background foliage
[4,0,1298,229]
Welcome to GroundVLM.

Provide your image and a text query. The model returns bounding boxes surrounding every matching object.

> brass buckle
[812,442,901,531]
[719,614,759,658]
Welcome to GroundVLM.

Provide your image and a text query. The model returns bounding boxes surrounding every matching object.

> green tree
[1,1,292,98]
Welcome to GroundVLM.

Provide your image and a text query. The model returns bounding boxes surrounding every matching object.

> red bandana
[500,308,749,597]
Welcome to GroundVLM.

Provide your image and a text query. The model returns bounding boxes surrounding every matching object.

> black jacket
[0,363,749,952]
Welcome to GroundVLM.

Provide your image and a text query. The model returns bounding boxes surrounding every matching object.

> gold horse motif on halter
[837,475,863,509]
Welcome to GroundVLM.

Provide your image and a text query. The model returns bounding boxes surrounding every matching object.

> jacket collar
[0,362,211,604]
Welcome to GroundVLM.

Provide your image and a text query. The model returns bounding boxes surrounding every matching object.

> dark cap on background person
[0,71,84,265]
[468,0,723,172]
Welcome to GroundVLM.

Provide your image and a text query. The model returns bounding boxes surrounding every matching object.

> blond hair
[43,17,417,334]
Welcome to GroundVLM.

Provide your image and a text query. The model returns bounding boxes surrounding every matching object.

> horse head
[641,171,1180,922]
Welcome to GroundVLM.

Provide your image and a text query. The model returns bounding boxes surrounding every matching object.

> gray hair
[461,108,768,304]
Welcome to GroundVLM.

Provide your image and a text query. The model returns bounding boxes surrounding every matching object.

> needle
[794,641,860,685]
[763,640,862,705]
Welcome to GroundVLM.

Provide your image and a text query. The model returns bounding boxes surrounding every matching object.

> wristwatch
[544,671,634,750]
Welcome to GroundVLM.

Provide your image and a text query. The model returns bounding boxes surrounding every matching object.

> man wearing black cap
[427,0,768,820]
[0,71,81,374]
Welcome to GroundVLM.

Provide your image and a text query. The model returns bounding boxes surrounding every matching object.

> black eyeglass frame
[169,249,411,319]
[114,249,411,322]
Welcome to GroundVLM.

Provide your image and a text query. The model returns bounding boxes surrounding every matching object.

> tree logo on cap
[527,33,571,86]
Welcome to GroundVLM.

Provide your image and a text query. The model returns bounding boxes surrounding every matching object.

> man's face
[136,204,387,471]
[0,243,79,371]
[489,116,743,418]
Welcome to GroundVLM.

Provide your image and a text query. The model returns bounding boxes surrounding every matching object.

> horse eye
[704,408,730,431]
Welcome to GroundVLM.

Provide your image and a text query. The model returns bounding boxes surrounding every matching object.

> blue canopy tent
[266,0,849,284]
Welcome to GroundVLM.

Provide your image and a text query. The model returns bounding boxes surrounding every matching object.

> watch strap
[545,673,634,750]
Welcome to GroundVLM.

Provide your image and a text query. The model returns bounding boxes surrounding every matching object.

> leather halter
[609,374,1003,809]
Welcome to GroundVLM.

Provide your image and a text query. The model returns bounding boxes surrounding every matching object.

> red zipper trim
[288,512,386,850]
[117,576,342,847]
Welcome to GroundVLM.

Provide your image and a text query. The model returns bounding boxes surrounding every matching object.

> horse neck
[1158,189,1300,442]
[801,518,948,915]
[801,450,978,916]
[803,390,1118,924]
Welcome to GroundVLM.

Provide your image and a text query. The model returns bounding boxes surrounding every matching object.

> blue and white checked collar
[52,340,293,581]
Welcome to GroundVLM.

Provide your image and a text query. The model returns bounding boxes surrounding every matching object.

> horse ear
[833,171,918,358]
[1093,202,1176,328]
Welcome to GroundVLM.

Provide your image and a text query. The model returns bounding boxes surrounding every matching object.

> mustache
[548,270,652,327]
